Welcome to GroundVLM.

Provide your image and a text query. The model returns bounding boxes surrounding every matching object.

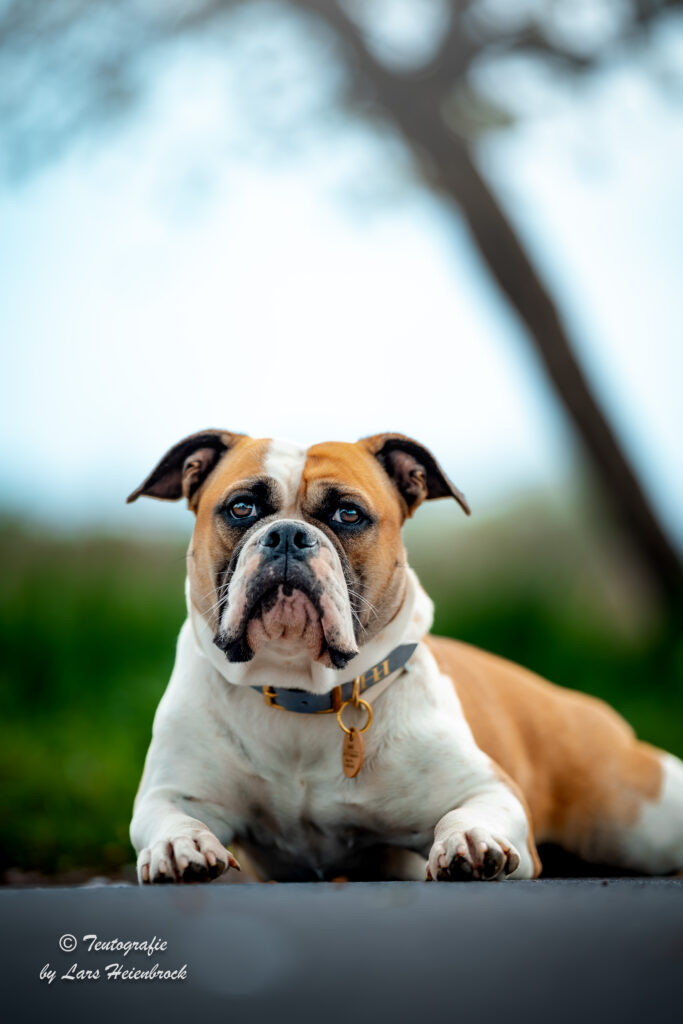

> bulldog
[128,430,683,883]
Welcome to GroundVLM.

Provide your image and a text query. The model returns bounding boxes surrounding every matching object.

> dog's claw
[137,830,236,884]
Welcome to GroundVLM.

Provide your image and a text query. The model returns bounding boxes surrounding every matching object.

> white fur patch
[264,438,307,511]
[619,753,683,873]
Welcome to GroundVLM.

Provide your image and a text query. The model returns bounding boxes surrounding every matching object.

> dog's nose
[259,522,319,557]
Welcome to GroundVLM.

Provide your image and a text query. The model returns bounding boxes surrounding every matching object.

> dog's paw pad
[428,827,519,882]
[441,853,474,881]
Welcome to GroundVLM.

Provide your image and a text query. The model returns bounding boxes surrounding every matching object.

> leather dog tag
[342,727,364,778]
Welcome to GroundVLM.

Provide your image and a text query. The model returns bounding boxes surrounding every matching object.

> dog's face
[128,432,469,669]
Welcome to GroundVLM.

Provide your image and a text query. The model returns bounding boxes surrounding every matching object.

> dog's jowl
[128,430,683,883]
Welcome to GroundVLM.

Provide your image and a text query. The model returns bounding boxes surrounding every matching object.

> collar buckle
[262,685,282,709]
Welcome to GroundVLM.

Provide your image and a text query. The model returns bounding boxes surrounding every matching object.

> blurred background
[1,0,682,882]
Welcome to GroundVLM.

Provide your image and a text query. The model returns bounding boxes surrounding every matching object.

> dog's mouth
[246,582,325,656]
[214,571,357,669]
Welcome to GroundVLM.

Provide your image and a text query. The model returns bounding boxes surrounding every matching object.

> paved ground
[2,879,682,1023]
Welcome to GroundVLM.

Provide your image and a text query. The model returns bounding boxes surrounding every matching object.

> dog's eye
[331,506,363,525]
[228,500,259,521]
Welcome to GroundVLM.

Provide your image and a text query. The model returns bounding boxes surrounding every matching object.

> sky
[1,13,681,543]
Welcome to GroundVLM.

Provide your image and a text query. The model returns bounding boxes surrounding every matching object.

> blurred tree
[1,0,681,601]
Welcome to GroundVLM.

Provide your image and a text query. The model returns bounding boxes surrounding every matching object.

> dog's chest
[236,775,394,879]
[221,694,434,873]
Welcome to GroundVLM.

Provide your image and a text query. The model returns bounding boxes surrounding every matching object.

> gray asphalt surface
[2,879,682,1024]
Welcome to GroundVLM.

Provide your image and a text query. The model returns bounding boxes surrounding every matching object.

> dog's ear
[126,429,245,506]
[362,433,470,518]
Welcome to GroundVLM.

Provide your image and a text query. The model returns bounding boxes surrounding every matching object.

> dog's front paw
[427,827,520,882]
[137,830,240,885]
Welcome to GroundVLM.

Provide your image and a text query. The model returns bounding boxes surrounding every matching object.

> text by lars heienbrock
[40,933,187,984]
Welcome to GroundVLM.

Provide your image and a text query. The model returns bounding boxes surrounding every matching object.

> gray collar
[252,643,418,713]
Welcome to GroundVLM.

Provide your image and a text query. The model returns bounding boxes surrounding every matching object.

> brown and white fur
[128,430,683,884]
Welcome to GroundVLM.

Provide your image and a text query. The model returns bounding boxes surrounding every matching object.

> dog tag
[342,727,365,778]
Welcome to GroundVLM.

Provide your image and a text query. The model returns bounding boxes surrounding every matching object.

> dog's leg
[131,790,240,885]
[129,621,244,885]
[427,778,540,882]
[618,751,683,874]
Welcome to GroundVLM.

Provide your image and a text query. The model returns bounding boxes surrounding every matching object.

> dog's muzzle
[213,518,359,669]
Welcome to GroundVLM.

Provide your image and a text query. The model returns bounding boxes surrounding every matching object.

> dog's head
[128,432,469,670]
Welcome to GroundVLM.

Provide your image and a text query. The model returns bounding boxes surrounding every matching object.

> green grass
[1,506,681,877]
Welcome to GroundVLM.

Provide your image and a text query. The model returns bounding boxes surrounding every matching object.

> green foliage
[0,513,681,877]
[0,527,186,876]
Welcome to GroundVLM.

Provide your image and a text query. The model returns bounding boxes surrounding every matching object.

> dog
[128,430,683,883]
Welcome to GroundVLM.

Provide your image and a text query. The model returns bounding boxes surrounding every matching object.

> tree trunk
[407,108,681,602]
[438,140,683,604]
